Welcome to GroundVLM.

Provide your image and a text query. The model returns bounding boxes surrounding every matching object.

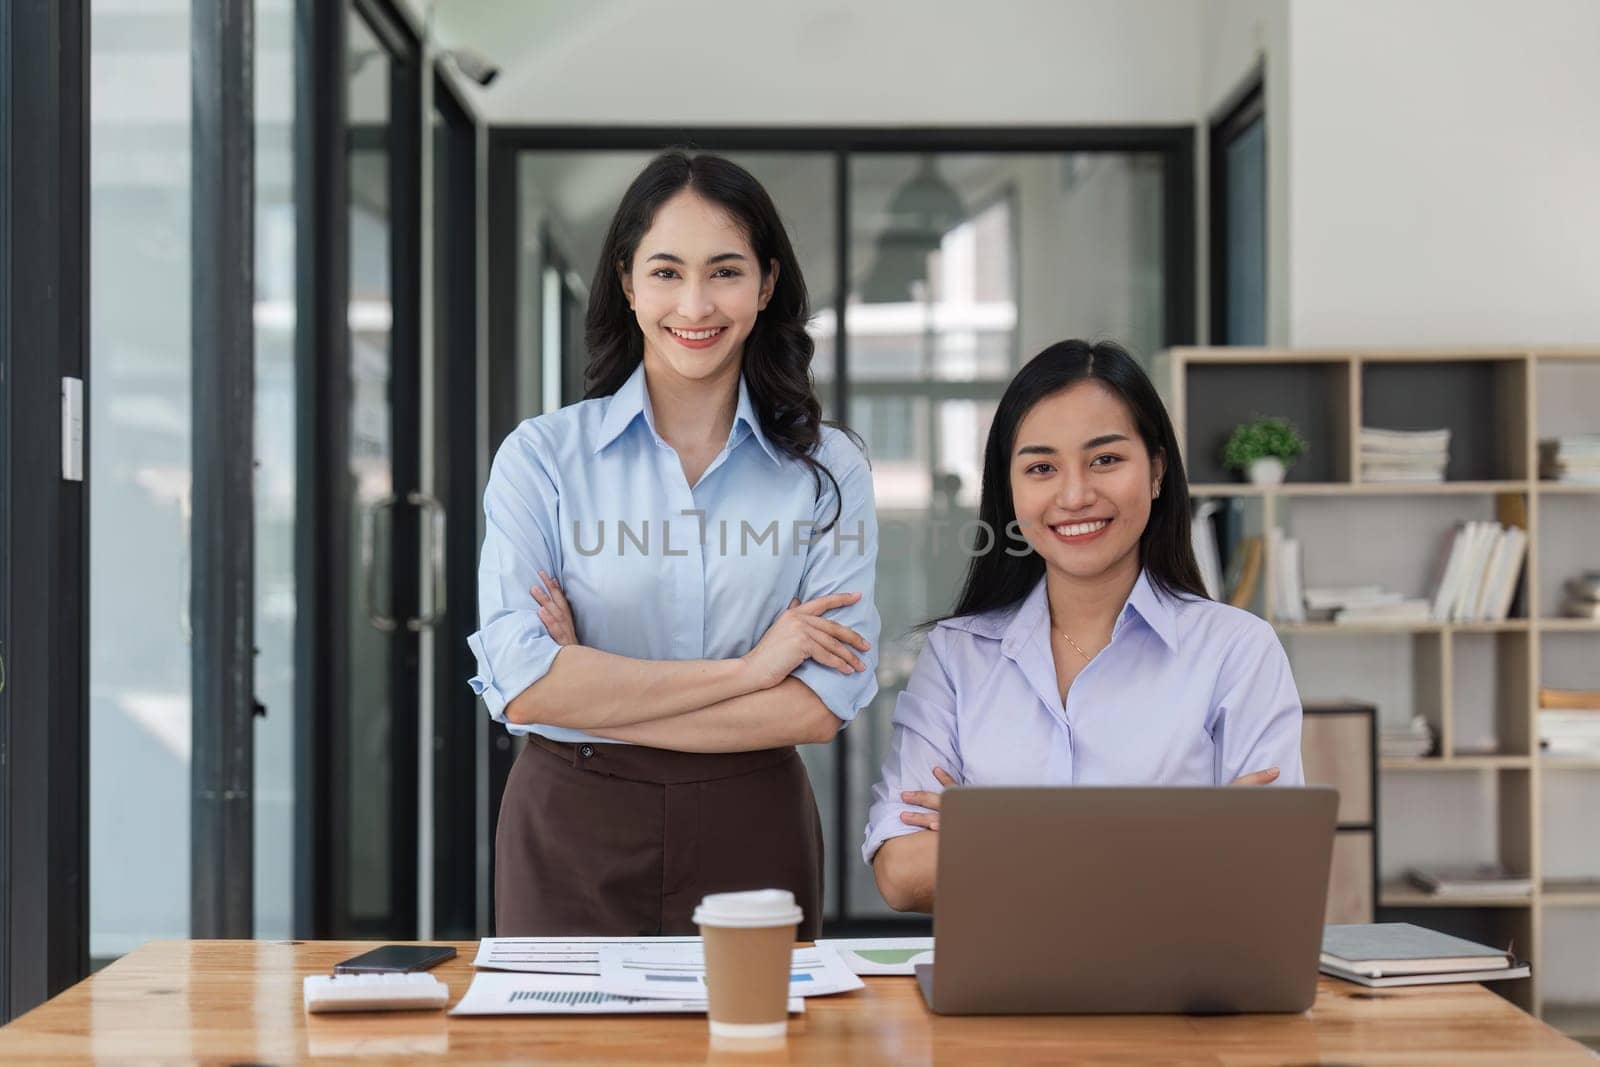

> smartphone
[332,944,457,974]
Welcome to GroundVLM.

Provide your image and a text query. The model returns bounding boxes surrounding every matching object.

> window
[494,130,1193,927]
[1210,81,1267,345]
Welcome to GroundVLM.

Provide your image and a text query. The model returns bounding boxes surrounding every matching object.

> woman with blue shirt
[865,339,1302,914]
[469,153,879,937]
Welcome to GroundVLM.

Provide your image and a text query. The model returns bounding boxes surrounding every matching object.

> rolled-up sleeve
[861,628,964,865]
[1211,617,1305,785]
[467,430,564,726]
[789,432,881,726]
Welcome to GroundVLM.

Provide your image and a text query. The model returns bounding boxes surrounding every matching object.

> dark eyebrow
[1083,433,1131,450]
[1015,444,1057,457]
[644,251,749,265]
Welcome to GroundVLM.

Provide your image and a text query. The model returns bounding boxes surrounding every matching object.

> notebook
[1319,962,1531,988]
[1321,923,1515,978]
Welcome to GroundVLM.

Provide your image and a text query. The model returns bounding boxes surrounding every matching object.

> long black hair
[936,339,1208,626]
[583,150,847,529]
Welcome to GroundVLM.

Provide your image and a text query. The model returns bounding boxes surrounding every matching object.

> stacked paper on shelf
[1380,714,1436,759]
[1303,586,1433,624]
[1539,435,1600,483]
[1538,689,1600,757]
[1429,521,1527,622]
[1404,864,1533,899]
[1361,426,1451,483]
[1561,573,1600,619]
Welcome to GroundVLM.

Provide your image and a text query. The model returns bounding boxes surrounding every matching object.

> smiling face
[618,189,777,389]
[1009,379,1165,585]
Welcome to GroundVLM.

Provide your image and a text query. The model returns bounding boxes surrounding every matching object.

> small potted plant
[1223,416,1307,485]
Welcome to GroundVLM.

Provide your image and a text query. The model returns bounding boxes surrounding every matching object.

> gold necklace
[1058,629,1094,662]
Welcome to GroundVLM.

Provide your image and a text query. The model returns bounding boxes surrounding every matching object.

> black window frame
[485,125,1196,934]
[1,0,91,1021]
[294,0,425,940]
[1208,77,1266,345]
[189,0,257,941]
[429,66,483,940]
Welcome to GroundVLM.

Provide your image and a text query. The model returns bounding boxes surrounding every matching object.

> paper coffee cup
[693,889,802,1039]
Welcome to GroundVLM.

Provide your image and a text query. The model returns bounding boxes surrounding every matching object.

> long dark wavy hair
[935,339,1208,626]
[583,150,847,530]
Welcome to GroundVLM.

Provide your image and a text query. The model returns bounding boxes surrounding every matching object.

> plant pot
[1248,457,1286,486]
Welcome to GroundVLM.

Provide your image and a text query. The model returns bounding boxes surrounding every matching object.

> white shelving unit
[1160,346,1600,1035]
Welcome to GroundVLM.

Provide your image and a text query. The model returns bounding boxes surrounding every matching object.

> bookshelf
[1159,346,1600,1031]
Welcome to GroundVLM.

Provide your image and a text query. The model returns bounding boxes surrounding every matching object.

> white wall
[1285,0,1600,345]
[440,0,1205,127]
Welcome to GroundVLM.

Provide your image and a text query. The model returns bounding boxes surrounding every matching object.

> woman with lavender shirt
[865,340,1304,914]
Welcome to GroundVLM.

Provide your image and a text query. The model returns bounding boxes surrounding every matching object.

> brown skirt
[494,735,825,938]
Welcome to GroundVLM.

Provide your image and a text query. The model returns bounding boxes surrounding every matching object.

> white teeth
[1053,520,1108,537]
[670,327,725,340]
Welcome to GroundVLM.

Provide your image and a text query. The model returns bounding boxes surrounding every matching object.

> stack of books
[1321,923,1530,988]
[1405,863,1533,899]
[1304,585,1432,625]
[1380,714,1436,759]
[1429,521,1527,622]
[1539,435,1600,483]
[1539,687,1600,758]
[1361,426,1451,483]
[1560,572,1600,619]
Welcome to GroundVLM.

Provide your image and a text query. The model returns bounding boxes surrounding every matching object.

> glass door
[333,0,423,937]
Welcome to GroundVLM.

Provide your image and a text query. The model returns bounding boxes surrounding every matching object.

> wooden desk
[0,940,1591,1064]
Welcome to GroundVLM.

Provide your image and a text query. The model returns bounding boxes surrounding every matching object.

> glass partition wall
[88,0,195,960]
[494,132,1190,928]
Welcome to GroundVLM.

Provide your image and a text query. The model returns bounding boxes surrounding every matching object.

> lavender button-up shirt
[862,569,1305,864]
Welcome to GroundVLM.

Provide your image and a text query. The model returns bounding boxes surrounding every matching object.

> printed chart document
[473,937,700,976]
[815,937,934,976]
[596,944,864,1000]
[449,973,804,1016]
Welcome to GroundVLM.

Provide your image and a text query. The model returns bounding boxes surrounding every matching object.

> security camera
[445,47,499,87]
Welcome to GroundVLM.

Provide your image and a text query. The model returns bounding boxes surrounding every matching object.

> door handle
[363,494,399,632]
[407,490,446,632]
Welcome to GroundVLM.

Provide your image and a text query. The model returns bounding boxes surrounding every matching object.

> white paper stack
[1429,521,1527,622]
[1561,573,1600,619]
[1381,714,1436,759]
[1405,864,1533,899]
[1361,426,1451,483]
[1539,435,1600,483]
[1304,586,1433,625]
[1540,712,1600,757]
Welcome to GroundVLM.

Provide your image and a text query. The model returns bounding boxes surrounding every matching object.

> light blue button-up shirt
[862,570,1304,863]
[468,363,881,745]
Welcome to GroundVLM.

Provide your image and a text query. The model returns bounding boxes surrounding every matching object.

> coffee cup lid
[692,889,803,929]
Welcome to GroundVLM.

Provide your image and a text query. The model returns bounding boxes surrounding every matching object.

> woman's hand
[740,592,872,690]
[898,767,959,831]
[530,570,578,646]
[1231,767,1281,786]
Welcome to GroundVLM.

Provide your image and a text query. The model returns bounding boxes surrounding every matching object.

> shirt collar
[732,373,782,465]
[996,568,1178,655]
[1000,578,1050,656]
[1118,568,1178,652]
[593,362,781,466]
[594,362,652,454]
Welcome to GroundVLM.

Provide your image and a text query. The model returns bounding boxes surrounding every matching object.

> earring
[1152,486,1161,500]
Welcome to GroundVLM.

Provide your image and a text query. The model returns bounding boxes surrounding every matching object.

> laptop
[916,786,1337,1014]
